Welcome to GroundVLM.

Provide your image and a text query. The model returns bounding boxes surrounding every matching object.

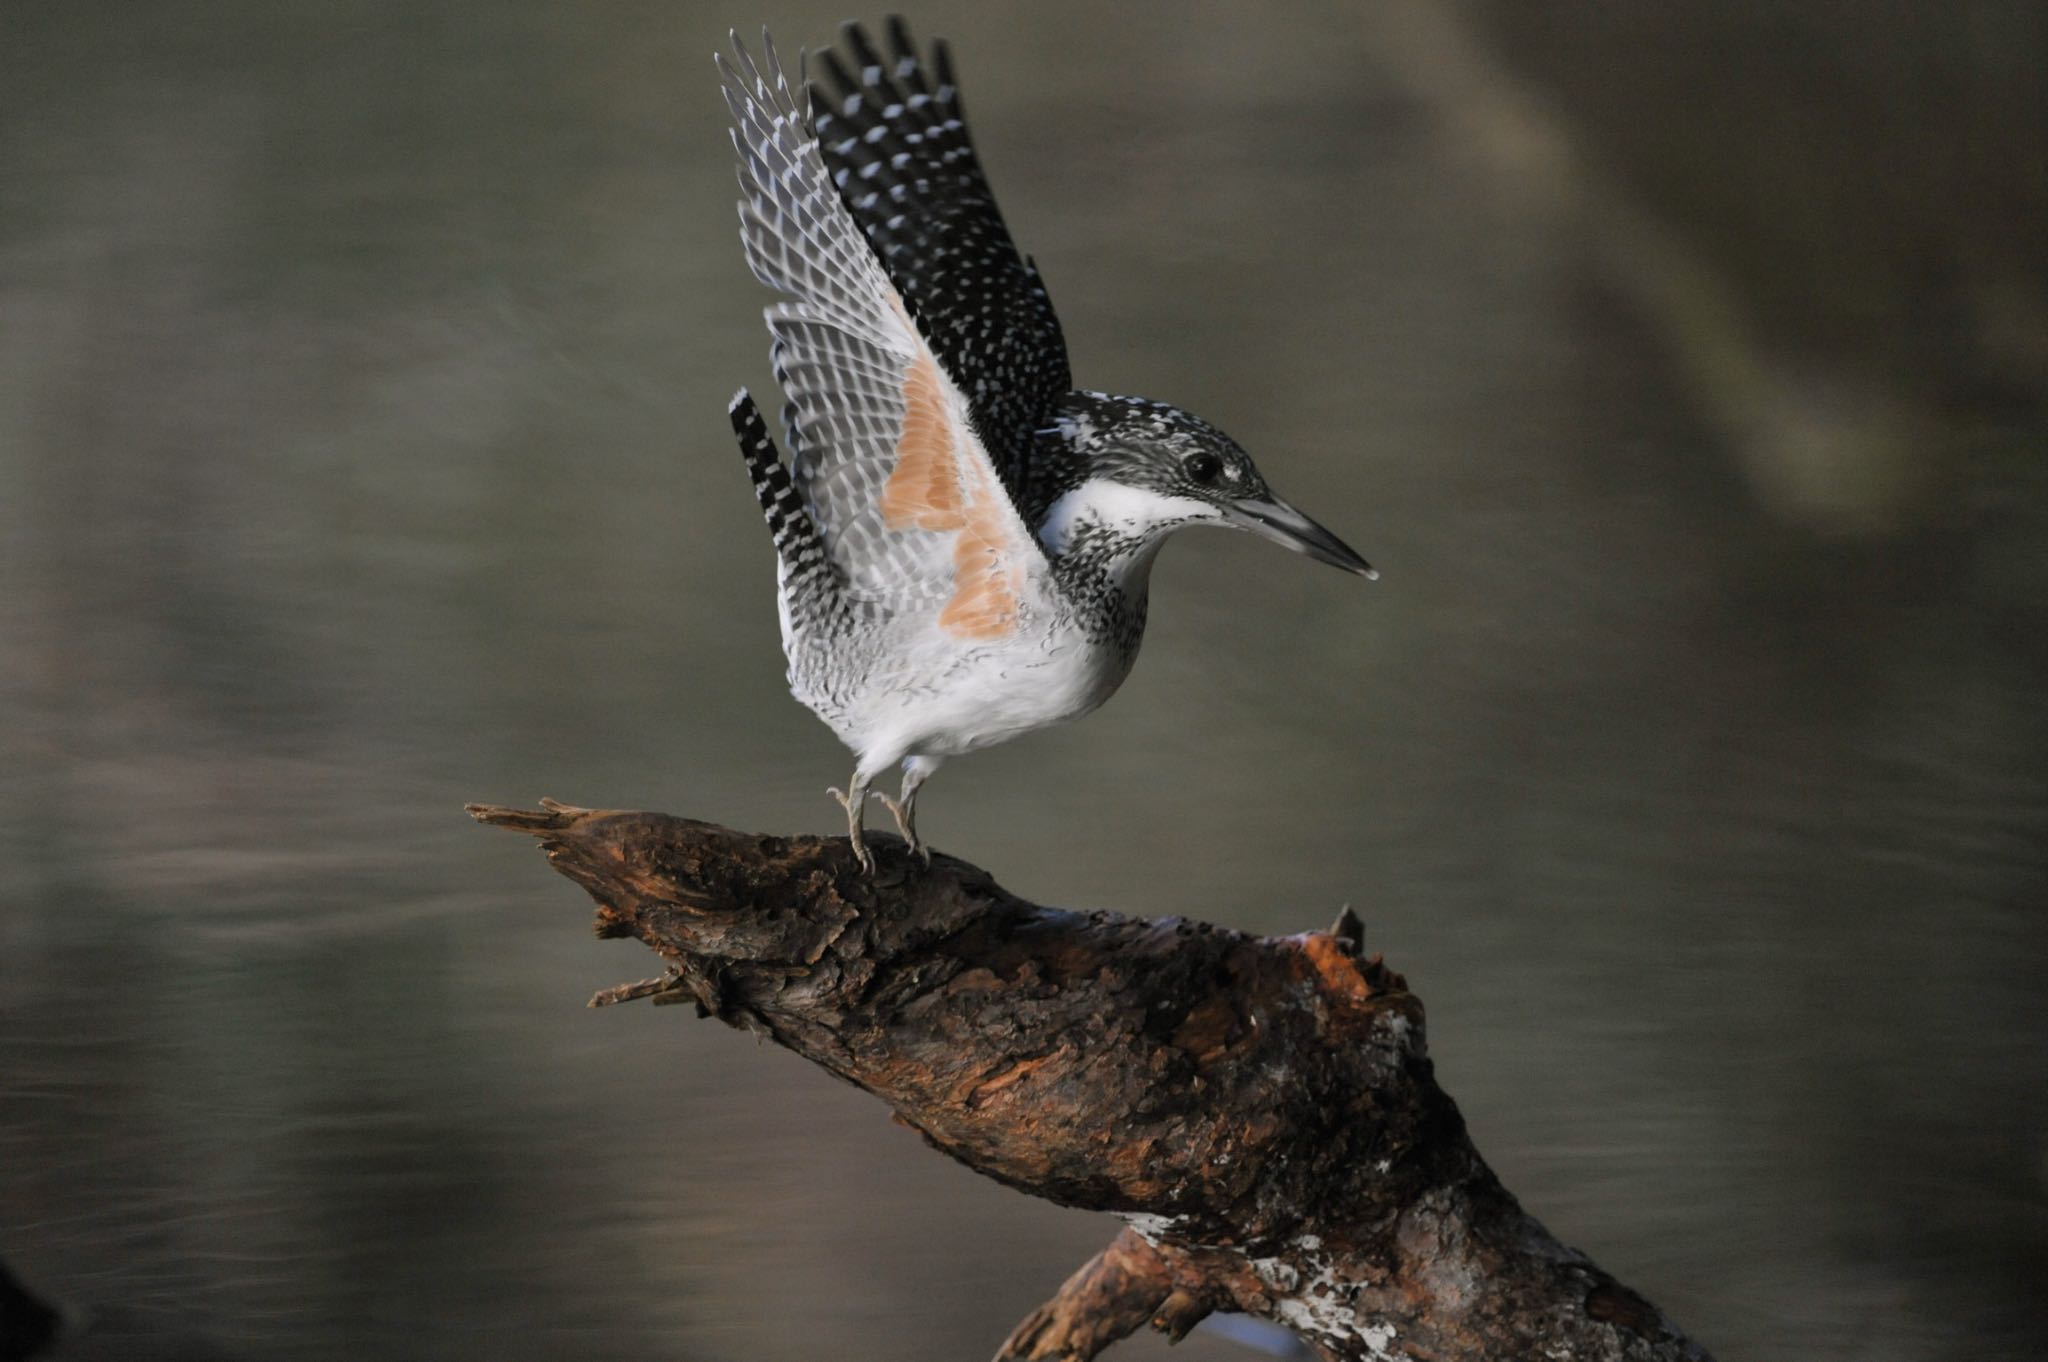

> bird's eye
[1182,451,1224,485]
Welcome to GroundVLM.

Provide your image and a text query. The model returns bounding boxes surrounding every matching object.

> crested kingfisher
[720,20,1375,871]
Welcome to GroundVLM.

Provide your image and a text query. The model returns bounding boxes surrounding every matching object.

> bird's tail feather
[729,388,837,609]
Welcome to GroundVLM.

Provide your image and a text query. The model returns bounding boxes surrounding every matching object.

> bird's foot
[871,792,930,866]
[849,832,877,874]
[826,785,878,874]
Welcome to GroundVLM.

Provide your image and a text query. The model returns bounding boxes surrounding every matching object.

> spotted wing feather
[721,32,1040,635]
[812,19,1071,522]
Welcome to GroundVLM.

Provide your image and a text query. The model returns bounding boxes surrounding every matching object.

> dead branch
[468,800,1714,1362]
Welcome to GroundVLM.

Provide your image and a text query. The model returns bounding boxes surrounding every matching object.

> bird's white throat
[1037,478,1216,576]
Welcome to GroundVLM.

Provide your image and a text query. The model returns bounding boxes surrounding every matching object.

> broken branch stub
[468,800,1713,1362]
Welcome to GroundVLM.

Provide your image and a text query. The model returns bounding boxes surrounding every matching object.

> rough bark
[469,800,1715,1362]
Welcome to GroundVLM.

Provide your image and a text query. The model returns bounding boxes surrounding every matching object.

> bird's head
[1039,392,1376,579]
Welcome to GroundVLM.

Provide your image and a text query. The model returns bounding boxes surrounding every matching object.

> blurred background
[3,2,2044,1359]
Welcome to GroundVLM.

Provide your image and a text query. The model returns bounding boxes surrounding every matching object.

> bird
[718,19,1375,872]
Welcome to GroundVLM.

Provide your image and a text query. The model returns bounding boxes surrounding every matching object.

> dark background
[3,3,2044,1359]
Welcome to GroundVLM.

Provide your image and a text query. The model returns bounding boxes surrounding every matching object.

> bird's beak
[1224,496,1378,578]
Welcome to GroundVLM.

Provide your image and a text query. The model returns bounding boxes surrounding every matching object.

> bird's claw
[826,786,878,873]
[825,779,927,874]
[871,791,930,866]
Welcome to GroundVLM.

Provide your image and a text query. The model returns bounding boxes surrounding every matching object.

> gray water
[3,4,2044,1360]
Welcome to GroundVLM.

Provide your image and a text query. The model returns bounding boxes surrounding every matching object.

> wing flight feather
[811,19,1072,521]
[721,32,1040,634]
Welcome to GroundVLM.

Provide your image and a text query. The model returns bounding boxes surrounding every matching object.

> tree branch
[469,800,1714,1362]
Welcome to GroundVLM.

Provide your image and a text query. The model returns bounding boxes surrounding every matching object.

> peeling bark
[469,801,1715,1362]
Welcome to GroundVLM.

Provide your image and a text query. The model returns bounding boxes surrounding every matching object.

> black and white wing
[722,34,1041,641]
[811,19,1072,520]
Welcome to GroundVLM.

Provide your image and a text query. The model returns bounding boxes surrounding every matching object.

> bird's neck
[1039,477,1200,641]
[1039,477,1205,571]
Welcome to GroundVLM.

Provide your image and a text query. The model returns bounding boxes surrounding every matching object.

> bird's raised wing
[722,34,1040,639]
[811,19,1071,519]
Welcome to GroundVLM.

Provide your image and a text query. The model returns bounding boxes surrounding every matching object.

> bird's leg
[872,756,938,865]
[826,771,876,873]
[870,787,921,863]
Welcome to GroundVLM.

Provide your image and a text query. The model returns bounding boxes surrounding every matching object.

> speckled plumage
[720,20,1373,866]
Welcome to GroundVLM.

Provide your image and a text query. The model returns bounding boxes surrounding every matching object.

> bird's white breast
[825,583,1130,766]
